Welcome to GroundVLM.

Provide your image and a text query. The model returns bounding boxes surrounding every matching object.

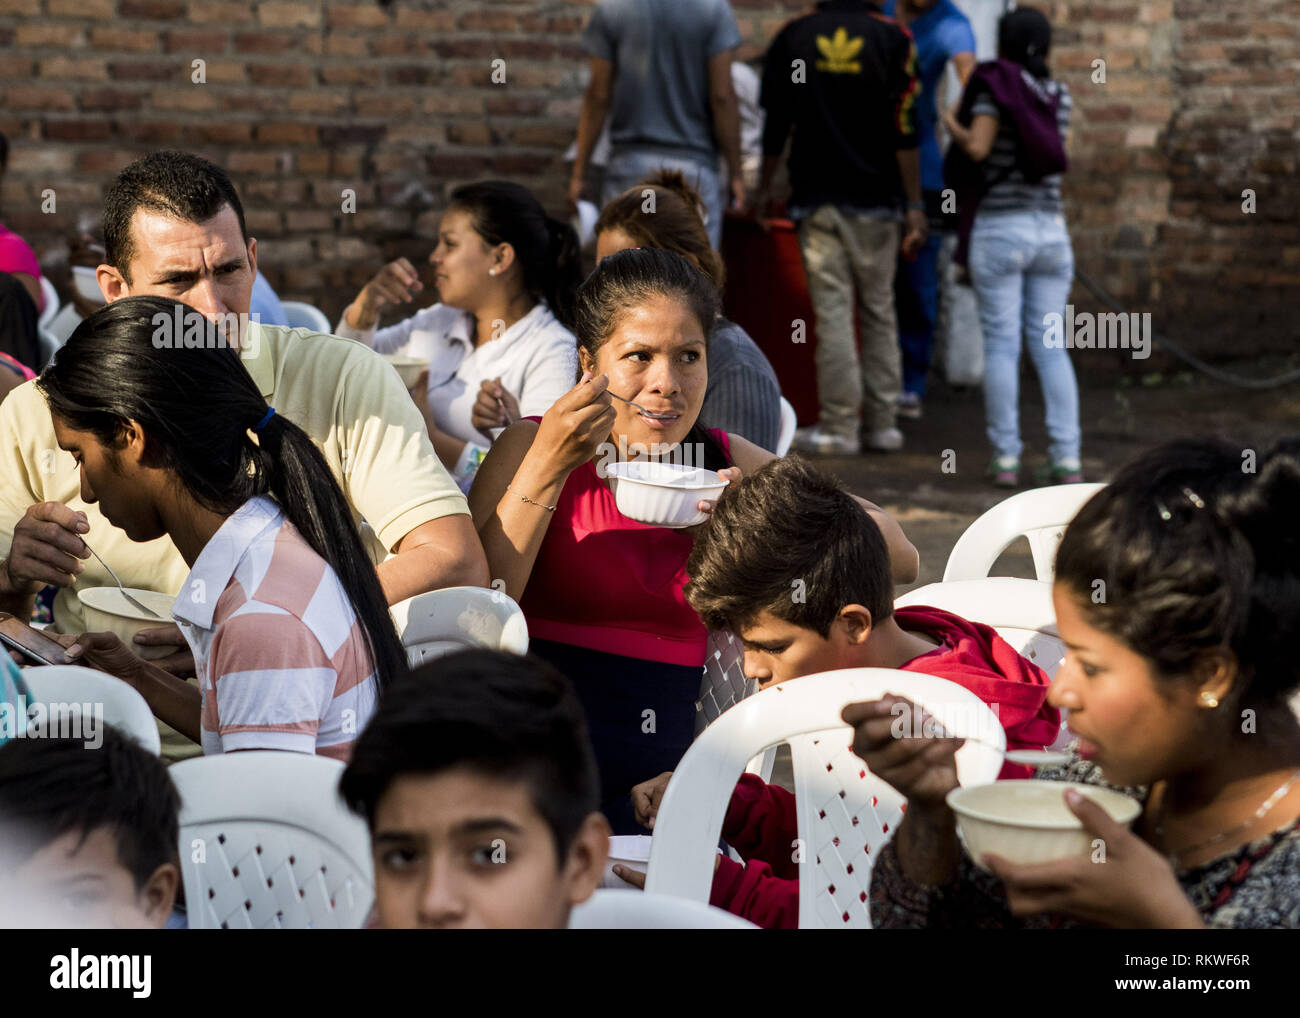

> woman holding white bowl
[852,438,1300,929]
[470,248,918,833]
[336,182,582,492]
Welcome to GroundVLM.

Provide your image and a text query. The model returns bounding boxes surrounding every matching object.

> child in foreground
[0,727,180,928]
[621,456,1058,928]
[340,649,610,929]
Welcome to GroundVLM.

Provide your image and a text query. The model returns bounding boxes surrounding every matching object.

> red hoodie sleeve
[710,856,799,929]
[720,773,800,880]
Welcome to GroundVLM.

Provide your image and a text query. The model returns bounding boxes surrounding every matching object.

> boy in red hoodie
[614,456,1059,928]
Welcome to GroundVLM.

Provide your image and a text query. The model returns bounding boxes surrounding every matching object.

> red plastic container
[719,213,820,425]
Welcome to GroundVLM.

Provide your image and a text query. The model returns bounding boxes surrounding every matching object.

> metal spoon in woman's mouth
[607,391,678,419]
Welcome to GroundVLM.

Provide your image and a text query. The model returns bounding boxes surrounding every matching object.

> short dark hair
[1056,436,1300,705]
[102,151,248,283]
[686,456,894,637]
[0,727,181,890]
[339,650,600,861]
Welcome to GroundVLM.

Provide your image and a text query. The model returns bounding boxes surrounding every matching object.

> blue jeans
[602,148,725,249]
[895,231,943,397]
[967,210,1081,465]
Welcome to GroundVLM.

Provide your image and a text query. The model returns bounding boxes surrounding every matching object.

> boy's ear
[837,604,875,645]
[138,861,180,929]
[562,812,611,909]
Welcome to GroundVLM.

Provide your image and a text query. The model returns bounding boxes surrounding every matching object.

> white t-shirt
[336,301,579,474]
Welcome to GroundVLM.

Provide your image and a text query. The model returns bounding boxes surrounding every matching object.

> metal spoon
[82,540,165,619]
[606,391,678,420]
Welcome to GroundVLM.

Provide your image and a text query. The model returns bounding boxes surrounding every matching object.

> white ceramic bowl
[604,460,729,528]
[382,354,428,388]
[78,587,178,661]
[947,780,1142,870]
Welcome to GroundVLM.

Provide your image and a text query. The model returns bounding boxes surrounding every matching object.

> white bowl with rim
[947,780,1142,870]
[78,587,178,661]
[381,354,428,388]
[604,460,729,528]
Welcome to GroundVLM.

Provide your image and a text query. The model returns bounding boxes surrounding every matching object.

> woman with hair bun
[857,436,1300,928]
[338,181,582,492]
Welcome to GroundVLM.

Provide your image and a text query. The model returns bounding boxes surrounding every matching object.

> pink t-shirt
[0,223,42,311]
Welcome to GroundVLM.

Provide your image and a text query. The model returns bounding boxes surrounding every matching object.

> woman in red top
[470,248,917,831]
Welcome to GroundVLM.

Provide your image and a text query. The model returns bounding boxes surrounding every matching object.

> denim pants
[895,230,944,398]
[602,148,725,249]
[797,205,902,435]
[967,209,1081,465]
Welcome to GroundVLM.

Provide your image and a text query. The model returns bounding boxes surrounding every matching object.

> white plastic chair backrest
[943,483,1105,582]
[38,276,59,328]
[390,586,529,667]
[170,751,373,929]
[569,889,758,929]
[47,303,84,346]
[280,300,331,334]
[695,629,775,781]
[645,668,1004,928]
[20,665,161,756]
[775,396,797,456]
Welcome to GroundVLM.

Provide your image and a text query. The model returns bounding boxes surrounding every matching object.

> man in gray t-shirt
[570,0,745,249]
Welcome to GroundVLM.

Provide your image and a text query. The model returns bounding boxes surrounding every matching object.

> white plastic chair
[170,751,374,929]
[775,396,797,456]
[943,483,1105,582]
[390,586,529,667]
[646,668,1004,928]
[20,665,161,755]
[696,629,775,782]
[280,300,331,333]
[569,889,758,929]
[38,276,59,328]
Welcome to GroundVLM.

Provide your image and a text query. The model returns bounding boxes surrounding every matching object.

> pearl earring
[1199,692,1220,709]
[489,268,498,276]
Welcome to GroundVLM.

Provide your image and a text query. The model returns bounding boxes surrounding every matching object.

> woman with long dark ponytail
[337,180,583,493]
[37,296,406,760]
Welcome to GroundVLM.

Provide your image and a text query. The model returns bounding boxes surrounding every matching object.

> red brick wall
[1,0,1295,350]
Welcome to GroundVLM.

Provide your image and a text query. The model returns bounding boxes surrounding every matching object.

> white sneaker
[863,426,904,452]
[791,427,861,455]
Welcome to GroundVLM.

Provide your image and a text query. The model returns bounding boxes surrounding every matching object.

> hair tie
[252,406,276,433]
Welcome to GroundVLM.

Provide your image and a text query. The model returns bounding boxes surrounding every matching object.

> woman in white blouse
[337,182,582,491]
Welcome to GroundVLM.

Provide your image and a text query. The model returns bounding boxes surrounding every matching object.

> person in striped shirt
[38,296,408,760]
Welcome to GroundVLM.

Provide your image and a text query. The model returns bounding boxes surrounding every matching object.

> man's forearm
[757,154,781,193]
[377,523,490,604]
[572,90,610,180]
[131,663,203,744]
[895,803,962,887]
[896,147,922,205]
[711,93,743,179]
[0,559,38,621]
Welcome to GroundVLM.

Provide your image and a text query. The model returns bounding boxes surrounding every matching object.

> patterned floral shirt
[869,756,1300,929]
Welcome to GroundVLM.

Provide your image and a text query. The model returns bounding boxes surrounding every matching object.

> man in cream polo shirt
[0,152,488,756]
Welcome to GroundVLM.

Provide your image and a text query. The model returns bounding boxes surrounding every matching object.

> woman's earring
[488,268,498,276]
[1199,691,1220,709]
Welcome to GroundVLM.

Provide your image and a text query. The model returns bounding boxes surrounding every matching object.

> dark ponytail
[1056,437,1300,706]
[36,296,407,693]
[998,7,1052,79]
[449,180,581,332]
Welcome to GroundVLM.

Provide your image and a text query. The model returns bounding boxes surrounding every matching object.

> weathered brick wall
[0,0,1295,351]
